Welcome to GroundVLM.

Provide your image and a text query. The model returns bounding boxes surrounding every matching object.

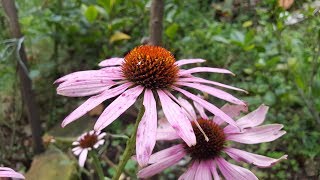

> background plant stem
[91,151,105,180]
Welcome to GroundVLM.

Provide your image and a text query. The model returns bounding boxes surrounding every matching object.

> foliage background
[0,0,319,179]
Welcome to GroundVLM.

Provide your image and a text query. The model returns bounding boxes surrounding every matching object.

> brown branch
[1,0,44,154]
[149,0,164,46]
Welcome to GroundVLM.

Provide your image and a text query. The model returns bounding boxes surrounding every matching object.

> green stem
[112,104,145,180]
[91,151,105,180]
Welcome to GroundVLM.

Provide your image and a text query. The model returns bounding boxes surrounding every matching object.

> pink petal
[94,85,144,131]
[226,124,286,144]
[156,130,180,141]
[61,82,131,127]
[175,58,206,66]
[173,86,239,129]
[176,82,245,105]
[148,144,185,164]
[78,149,88,167]
[136,89,157,167]
[55,69,122,84]
[216,157,258,180]
[224,147,288,168]
[179,67,234,76]
[138,147,186,178]
[98,57,124,67]
[178,77,247,93]
[178,160,200,180]
[0,172,25,179]
[178,96,196,120]
[193,97,208,119]
[195,161,212,180]
[213,104,248,125]
[224,104,269,133]
[0,167,14,171]
[57,80,115,97]
[157,90,196,146]
[165,92,195,121]
[208,160,220,180]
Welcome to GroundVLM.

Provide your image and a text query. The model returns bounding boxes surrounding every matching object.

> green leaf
[109,31,131,43]
[165,23,179,39]
[84,5,98,23]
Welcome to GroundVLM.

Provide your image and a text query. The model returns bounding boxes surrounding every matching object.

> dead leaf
[109,31,131,43]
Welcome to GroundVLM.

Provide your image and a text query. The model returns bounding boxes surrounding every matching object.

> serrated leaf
[109,31,131,43]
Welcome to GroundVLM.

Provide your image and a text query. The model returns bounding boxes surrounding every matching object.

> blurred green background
[0,0,319,179]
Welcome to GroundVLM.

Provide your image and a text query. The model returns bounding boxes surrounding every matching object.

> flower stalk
[112,104,145,180]
[90,151,105,180]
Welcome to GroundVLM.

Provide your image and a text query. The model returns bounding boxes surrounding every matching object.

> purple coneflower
[72,130,106,167]
[55,45,246,166]
[0,167,24,179]
[138,100,287,179]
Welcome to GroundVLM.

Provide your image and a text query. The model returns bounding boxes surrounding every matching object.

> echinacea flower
[0,167,24,179]
[72,130,106,167]
[55,45,246,166]
[138,100,287,179]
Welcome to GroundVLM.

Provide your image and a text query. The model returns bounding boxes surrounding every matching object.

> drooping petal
[178,77,247,93]
[61,83,131,127]
[138,148,186,178]
[216,157,258,180]
[224,104,269,133]
[98,57,124,67]
[178,160,200,180]
[78,149,88,167]
[157,90,196,146]
[179,67,234,76]
[195,161,212,180]
[148,144,185,164]
[73,148,83,156]
[208,160,220,180]
[224,147,288,168]
[176,82,245,105]
[193,97,208,119]
[175,59,206,66]
[156,129,180,141]
[94,85,144,131]
[55,69,122,83]
[226,124,286,144]
[0,168,25,179]
[57,80,115,97]
[61,82,132,127]
[213,104,248,125]
[173,86,239,129]
[136,89,157,167]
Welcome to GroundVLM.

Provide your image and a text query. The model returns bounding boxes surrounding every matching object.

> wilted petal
[178,77,247,93]
[157,90,196,146]
[195,161,212,180]
[61,83,131,127]
[179,67,234,76]
[98,57,124,67]
[213,104,248,125]
[175,59,206,66]
[173,86,239,129]
[94,85,144,131]
[216,157,258,180]
[177,82,245,105]
[138,148,186,178]
[224,104,269,133]
[226,124,286,144]
[78,149,88,167]
[136,89,157,167]
[178,160,200,180]
[224,147,288,168]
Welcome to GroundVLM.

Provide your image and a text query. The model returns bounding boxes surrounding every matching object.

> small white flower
[72,130,106,167]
